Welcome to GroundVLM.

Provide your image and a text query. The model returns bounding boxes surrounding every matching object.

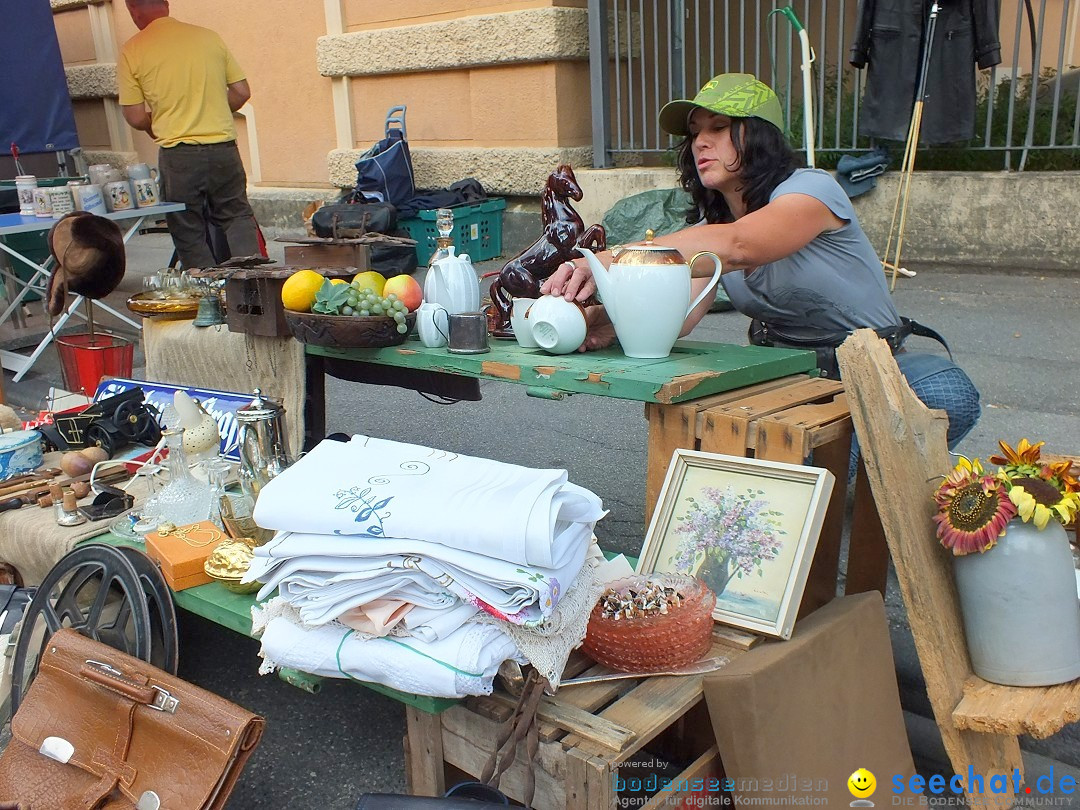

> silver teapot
[235,388,291,499]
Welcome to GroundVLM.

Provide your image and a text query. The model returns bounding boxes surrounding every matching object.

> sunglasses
[77,485,135,522]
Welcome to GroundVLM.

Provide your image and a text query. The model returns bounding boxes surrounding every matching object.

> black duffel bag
[311,201,397,239]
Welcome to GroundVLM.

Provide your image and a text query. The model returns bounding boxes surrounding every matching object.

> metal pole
[589,0,613,168]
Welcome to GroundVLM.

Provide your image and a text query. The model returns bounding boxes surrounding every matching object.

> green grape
[360,309,370,317]
[342,306,354,316]
[393,301,406,312]
[372,305,385,316]
[393,312,405,323]
[351,309,362,317]
[395,323,408,334]
[386,293,398,302]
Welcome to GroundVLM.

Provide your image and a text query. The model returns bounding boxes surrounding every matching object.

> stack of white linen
[247,435,607,698]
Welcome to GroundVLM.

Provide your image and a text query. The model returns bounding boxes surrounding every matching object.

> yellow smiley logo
[848,768,876,798]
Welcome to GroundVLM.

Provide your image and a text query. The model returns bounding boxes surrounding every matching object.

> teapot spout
[576,247,611,303]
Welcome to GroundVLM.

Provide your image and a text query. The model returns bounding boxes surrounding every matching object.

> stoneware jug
[577,233,723,359]
[424,246,480,315]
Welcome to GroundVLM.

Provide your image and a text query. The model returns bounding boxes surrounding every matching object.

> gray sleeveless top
[718,168,901,341]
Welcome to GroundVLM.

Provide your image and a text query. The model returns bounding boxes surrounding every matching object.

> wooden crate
[405,644,745,810]
[644,374,888,612]
[282,242,370,269]
[224,265,356,337]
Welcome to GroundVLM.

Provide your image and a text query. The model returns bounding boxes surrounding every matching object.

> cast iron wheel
[85,422,116,456]
[10,544,151,714]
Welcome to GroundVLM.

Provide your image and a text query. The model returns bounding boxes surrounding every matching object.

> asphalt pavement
[1,231,1079,807]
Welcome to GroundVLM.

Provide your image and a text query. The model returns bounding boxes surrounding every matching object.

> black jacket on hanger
[850,0,1002,144]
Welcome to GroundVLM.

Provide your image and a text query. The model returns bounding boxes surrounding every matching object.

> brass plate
[126,291,202,319]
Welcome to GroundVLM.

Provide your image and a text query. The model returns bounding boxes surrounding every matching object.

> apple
[382,274,423,312]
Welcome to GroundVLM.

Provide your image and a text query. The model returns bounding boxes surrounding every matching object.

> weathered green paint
[307,337,816,404]
[278,667,324,694]
[83,534,458,713]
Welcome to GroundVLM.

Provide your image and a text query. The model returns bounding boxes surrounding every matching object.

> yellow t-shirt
[117,17,245,148]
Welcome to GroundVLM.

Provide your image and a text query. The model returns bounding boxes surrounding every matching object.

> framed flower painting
[637,450,834,639]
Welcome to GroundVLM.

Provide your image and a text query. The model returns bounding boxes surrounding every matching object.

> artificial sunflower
[1042,459,1080,494]
[933,461,1016,555]
[1005,476,1080,530]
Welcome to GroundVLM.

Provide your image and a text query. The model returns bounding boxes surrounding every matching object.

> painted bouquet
[668,485,785,595]
[933,439,1080,555]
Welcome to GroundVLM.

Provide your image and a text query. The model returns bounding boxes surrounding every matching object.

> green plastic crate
[401,198,506,266]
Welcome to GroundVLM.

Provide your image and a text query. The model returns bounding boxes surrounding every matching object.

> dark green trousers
[158,140,259,269]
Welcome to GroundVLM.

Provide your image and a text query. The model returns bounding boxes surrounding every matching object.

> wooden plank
[405,707,446,796]
[699,410,753,457]
[836,331,1020,810]
[308,340,816,404]
[482,691,638,752]
[564,675,706,761]
[640,745,722,810]
[711,625,763,650]
[845,457,890,596]
[953,677,1080,740]
[645,402,698,523]
[796,431,848,617]
[565,747,616,810]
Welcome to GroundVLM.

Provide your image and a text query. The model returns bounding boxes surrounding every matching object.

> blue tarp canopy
[0,0,80,155]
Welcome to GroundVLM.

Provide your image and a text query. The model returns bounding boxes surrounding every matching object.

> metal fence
[588,0,1080,170]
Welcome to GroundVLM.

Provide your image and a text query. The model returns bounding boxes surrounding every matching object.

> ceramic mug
[15,176,37,216]
[528,295,588,355]
[32,188,52,218]
[127,162,154,181]
[510,297,539,348]
[133,177,159,208]
[104,180,134,212]
[48,187,75,219]
[87,164,114,187]
[416,302,449,348]
[76,184,108,216]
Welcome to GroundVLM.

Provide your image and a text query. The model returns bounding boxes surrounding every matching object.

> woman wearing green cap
[542,72,979,449]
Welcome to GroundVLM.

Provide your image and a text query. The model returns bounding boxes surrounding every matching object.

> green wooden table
[304,337,817,446]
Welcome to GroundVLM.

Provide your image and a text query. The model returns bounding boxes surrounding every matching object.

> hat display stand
[55,300,133,397]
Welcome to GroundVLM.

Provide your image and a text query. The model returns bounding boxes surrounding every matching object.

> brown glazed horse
[488,164,606,333]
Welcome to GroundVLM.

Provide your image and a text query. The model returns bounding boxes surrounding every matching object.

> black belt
[163,140,238,150]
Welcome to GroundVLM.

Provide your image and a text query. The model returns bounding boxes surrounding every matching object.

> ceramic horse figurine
[487,164,606,334]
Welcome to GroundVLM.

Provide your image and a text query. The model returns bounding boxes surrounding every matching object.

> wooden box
[404,646,740,810]
[644,374,887,614]
[282,243,370,270]
[144,521,222,591]
[225,265,356,337]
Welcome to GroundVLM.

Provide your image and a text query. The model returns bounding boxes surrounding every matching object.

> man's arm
[227,79,251,112]
[122,104,154,138]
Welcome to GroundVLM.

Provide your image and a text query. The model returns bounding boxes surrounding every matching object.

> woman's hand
[541,260,597,302]
[577,305,617,352]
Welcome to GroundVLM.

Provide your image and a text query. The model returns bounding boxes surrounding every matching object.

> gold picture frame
[637,450,834,639]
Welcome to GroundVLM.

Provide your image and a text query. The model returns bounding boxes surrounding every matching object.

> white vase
[953,518,1080,686]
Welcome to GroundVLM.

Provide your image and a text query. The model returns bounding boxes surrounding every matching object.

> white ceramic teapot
[424,246,480,315]
[577,232,723,359]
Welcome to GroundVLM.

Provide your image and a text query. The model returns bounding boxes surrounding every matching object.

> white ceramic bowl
[510,298,538,348]
[528,295,587,355]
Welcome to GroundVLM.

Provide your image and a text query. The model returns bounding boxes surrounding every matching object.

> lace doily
[475,553,605,688]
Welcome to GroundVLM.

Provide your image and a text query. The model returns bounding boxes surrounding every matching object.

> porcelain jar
[953,517,1080,686]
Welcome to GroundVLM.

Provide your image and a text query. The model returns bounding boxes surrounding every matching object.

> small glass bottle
[203,457,232,530]
[141,427,212,528]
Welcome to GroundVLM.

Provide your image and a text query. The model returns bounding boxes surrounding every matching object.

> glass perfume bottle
[428,207,455,270]
[140,427,212,528]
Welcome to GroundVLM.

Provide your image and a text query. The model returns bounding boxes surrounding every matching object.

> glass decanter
[139,427,213,528]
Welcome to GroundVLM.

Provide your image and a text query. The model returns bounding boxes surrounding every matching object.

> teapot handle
[685,252,724,318]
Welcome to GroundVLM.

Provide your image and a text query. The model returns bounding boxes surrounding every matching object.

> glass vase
[140,428,213,528]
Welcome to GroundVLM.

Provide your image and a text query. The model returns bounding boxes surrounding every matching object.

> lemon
[352,270,386,296]
[281,269,325,312]
[329,278,347,286]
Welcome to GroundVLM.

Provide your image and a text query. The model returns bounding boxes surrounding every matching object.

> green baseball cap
[659,73,785,136]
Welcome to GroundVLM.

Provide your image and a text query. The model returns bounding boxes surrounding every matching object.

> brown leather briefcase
[0,628,264,809]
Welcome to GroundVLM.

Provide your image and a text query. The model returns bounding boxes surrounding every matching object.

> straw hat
[46,212,126,316]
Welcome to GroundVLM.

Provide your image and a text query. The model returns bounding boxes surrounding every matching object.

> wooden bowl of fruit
[284,275,418,348]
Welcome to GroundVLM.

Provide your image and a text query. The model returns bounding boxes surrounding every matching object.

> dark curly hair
[676,116,802,225]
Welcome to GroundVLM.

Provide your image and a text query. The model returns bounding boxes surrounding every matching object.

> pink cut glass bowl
[582,573,716,673]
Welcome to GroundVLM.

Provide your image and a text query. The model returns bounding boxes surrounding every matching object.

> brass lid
[204,539,256,579]
[610,230,687,266]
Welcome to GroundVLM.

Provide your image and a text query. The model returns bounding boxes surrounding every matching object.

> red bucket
[55,333,134,397]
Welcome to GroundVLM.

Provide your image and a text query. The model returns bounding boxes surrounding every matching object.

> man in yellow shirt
[118,0,259,269]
